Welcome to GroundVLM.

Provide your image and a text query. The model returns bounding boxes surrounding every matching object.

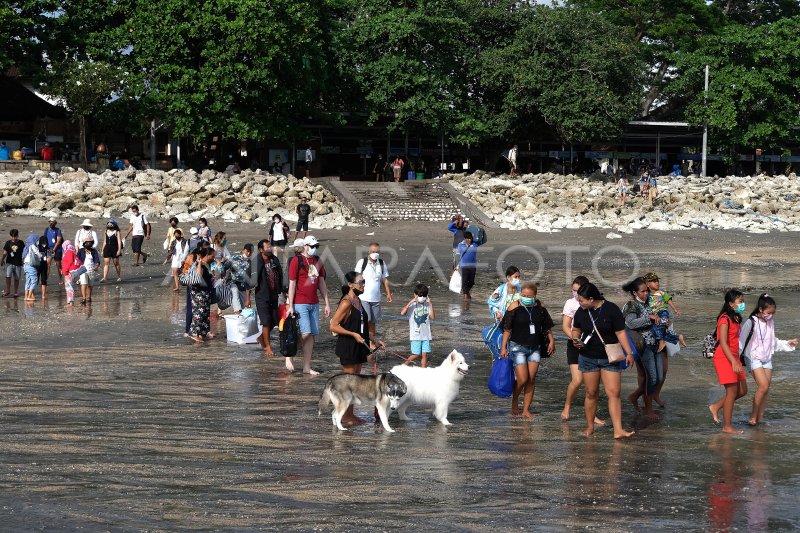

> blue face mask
[510,278,521,288]
[520,296,534,306]
[735,302,746,314]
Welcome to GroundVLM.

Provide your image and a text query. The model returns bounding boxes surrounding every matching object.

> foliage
[0,1,59,73]
[672,16,800,149]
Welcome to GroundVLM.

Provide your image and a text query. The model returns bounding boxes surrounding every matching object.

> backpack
[358,256,385,274]
[466,225,487,246]
[739,316,757,363]
[27,245,41,268]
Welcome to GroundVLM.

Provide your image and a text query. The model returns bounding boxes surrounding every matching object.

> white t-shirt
[271,222,286,241]
[408,302,432,341]
[130,213,148,236]
[562,297,580,329]
[355,258,389,303]
[82,248,96,270]
[74,229,98,249]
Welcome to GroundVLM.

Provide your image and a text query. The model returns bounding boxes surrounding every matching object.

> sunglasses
[354,280,366,286]
[308,244,319,249]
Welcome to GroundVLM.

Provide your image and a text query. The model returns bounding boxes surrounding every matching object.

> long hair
[340,271,358,299]
[717,289,744,324]
[750,293,776,318]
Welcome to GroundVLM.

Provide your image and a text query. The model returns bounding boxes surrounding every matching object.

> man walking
[44,217,64,282]
[355,242,392,340]
[254,240,283,357]
[124,205,151,266]
[305,146,313,178]
[1,229,24,297]
[286,236,330,375]
[507,145,518,176]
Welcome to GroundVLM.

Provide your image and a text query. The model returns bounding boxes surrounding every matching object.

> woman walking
[560,275,604,426]
[740,293,797,426]
[488,266,522,322]
[571,282,635,439]
[268,214,290,254]
[329,271,385,427]
[499,282,555,418]
[621,277,663,420]
[708,289,748,434]
[100,220,123,283]
[188,248,215,342]
[168,229,189,291]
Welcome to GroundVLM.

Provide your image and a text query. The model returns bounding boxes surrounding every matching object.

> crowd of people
[2,205,796,438]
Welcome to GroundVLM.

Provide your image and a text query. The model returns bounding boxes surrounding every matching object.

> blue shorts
[294,303,319,336]
[509,341,541,366]
[410,339,431,355]
[578,354,624,373]
[745,356,773,371]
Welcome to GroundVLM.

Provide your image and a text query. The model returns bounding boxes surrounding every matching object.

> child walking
[739,293,797,426]
[643,272,686,353]
[709,289,748,434]
[401,284,435,367]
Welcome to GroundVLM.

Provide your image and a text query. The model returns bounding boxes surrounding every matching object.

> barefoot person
[708,289,748,434]
[571,282,635,439]
[125,205,150,266]
[254,239,283,356]
[100,220,123,283]
[499,282,555,418]
[560,275,604,426]
[329,271,385,426]
[286,236,330,375]
[622,277,664,420]
[740,293,797,426]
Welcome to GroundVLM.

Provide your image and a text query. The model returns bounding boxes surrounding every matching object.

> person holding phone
[571,282,635,439]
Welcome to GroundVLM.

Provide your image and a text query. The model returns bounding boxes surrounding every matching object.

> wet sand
[1,216,799,530]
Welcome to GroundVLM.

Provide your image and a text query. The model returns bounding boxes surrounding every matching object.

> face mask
[307,247,317,257]
[520,296,534,306]
[572,290,579,300]
[84,243,92,249]
[416,296,427,303]
[369,252,380,261]
[763,313,773,321]
[735,302,746,314]
[273,218,280,223]
[352,287,363,296]
[222,239,227,247]
[171,222,177,227]
[510,278,521,288]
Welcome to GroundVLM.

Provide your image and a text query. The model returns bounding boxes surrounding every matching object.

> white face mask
[416,296,427,304]
[369,252,380,261]
[306,247,317,257]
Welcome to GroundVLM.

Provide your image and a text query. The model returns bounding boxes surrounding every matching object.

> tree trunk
[640,62,670,117]
[79,115,88,169]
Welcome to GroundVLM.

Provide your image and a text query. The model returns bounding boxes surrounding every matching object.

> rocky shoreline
[446,171,800,234]
[0,168,357,228]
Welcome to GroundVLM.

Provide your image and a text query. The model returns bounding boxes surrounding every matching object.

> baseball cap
[292,238,305,248]
[643,272,659,282]
[303,236,319,246]
[189,227,199,235]
[48,217,56,222]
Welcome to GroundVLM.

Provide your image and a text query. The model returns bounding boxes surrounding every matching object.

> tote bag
[488,356,514,398]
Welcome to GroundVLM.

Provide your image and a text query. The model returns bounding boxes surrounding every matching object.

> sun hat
[80,219,92,227]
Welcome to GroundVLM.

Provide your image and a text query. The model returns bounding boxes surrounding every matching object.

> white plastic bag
[449,270,462,294]
[224,313,259,344]
[665,341,681,357]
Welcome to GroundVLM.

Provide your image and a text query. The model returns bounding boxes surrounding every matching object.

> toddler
[401,283,435,367]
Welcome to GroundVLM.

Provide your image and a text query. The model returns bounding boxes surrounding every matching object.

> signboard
[320,145,340,154]
[757,155,781,162]
[585,151,611,159]
[548,151,571,158]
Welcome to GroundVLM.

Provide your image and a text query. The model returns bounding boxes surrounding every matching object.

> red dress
[713,314,745,385]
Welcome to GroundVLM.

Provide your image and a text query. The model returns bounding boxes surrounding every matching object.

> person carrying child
[739,293,797,426]
[401,284,435,368]
[643,272,686,354]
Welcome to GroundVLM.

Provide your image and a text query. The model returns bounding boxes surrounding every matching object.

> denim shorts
[578,354,624,373]
[745,356,773,371]
[5,264,21,280]
[294,303,319,336]
[410,339,431,355]
[509,341,541,366]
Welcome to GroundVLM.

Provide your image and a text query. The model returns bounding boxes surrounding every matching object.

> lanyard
[522,305,534,324]
[756,318,766,345]
[588,304,604,330]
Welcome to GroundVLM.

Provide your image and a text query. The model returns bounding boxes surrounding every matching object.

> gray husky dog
[318,372,408,432]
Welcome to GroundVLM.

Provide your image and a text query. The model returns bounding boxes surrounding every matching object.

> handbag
[449,269,462,294]
[279,314,299,357]
[589,310,626,363]
[487,355,515,397]
[179,262,206,287]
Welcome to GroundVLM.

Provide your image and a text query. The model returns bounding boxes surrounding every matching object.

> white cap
[80,219,92,227]
[292,238,305,248]
[303,236,319,246]
[189,227,199,235]
[48,217,56,222]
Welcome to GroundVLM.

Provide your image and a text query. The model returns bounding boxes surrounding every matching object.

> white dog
[390,350,469,425]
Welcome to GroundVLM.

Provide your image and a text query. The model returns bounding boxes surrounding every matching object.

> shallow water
[1,222,799,530]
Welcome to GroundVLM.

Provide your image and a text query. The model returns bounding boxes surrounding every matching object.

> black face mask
[84,243,93,249]
[352,287,363,296]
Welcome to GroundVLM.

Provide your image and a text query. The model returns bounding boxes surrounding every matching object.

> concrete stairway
[332,180,461,222]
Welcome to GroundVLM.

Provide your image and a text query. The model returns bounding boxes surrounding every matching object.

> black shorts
[256,300,279,330]
[566,341,580,366]
[460,267,476,294]
[37,260,48,286]
[271,239,287,247]
[132,235,145,253]
[52,248,63,261]
[296,219,309,232]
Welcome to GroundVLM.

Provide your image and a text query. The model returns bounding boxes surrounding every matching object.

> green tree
[482,6,642,144]
[336,0,470,149]
[713,0,800,25]
[39,60,124,167]
[1,1,59,73]
[672,16,800,151]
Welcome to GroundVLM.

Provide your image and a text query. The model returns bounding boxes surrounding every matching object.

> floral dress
[189,264,213,337]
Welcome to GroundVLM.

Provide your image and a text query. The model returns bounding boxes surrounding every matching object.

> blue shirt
[44,227,63,251]
[456,241,479,268]
[0,146,9,160]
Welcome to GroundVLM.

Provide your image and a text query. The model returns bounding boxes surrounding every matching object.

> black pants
[460,267,476,294]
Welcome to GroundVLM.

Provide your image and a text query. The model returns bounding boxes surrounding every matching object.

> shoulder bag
[589,309,626,363]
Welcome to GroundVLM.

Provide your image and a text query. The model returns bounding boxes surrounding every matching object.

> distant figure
[373,154,384,182]
[0,142,9,160]
[111,156,126,171]
[507,145,518,176]
[305,146,313,178]
[41,143,55,161]
[392,156,404,183]
[273,154,283,174]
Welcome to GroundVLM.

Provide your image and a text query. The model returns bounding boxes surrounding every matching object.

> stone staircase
[333,180,461,222]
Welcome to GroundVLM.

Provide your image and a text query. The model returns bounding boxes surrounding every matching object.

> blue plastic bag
[488,356,514,397]
[482,323,502,359]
